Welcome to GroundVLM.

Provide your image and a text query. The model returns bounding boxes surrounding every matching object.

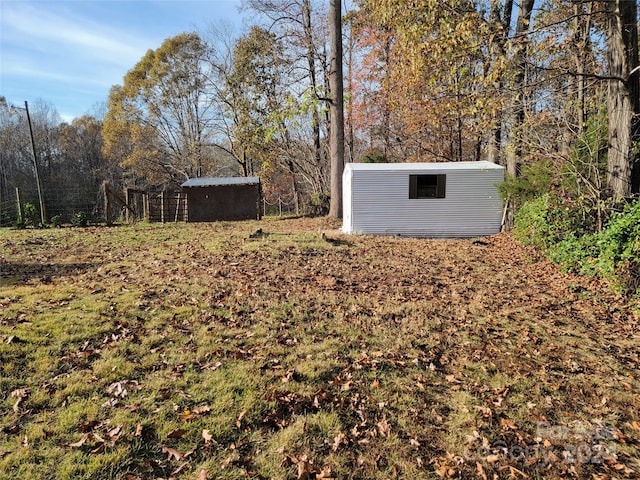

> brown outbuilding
[181,177,262,222]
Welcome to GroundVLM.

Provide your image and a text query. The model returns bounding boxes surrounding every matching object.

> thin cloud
[2,3,152,67]
[2,59,114,89]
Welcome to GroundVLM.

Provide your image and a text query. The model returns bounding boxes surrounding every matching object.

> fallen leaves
[282,454,335,480]
[2,221,640,479]
[66,424,123,454]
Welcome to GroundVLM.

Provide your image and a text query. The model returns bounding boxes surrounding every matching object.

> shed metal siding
[342,161,504,237]
[181,177,261,222]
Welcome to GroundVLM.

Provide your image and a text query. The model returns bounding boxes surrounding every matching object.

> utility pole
[23,101,46,225]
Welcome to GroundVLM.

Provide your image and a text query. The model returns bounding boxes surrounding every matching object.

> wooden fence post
[103,181,113,226]
[125,189,132,223]
[15,187,23,225]
[175,193,182,222]
[161,191,165,223]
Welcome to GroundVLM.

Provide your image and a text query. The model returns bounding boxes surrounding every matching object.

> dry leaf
[332,432,347,451]
[197,470,209,480]
[192,405,211,415]
[134,423,143,437]
[10,388,29,413]
[90,443,105,455]
[444,375,460,384]
[68,434,89,448]
[296,454,313,480]
[166,428,188,439]
[106,381,127,398]
[161,446,184,461]
[476,461,488,480]
[106,425,122,438]
[376,418,391,438]
[202,429,213,443]
[236,409,247,428]
[500,418,517,430]
[316,466,335,479]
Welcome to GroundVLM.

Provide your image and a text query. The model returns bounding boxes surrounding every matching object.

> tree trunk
[606,0,640,199]
[302,0,324,179]
[329,0,344,218]
[505,0,534,178]
[486,0,513,164]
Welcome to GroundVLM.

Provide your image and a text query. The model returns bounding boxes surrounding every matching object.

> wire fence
[263,195,297,217]
[1,185,323,227]
[0,185,101,227]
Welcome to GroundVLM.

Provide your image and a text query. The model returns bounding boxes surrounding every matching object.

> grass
[1,217,639,479]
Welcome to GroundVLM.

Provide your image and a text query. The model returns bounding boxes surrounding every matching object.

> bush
[514,192,595,249]
[23,202,39,227]
[308,193,329,217]
[547,233,599,276]
[596,200,640,293]
[71,211,88,227]
[513,195,551,249]
[360,148,387,163]
[516,194,640,296]
[50,215,64,228]
[499,160,555,208]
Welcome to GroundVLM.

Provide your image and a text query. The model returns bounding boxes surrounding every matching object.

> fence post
[161,191,165,223]
[103,181,112,226]
[143,193,150,222]
[125,189,131,223]
[175,193,181,222]
[15,187,23,225]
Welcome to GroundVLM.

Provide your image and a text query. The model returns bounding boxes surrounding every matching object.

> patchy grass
[1,218,639,479]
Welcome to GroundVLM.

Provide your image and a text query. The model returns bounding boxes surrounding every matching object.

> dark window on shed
[409,174,446,198]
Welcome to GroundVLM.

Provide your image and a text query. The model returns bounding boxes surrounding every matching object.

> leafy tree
[242,0,338,215]
[222,26,287,176]
[354,0,507,163]
[103,33,215,187]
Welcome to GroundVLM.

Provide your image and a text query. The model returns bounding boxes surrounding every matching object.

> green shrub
[361,148,387,163]
[308,193,329,217]
[23,202,39,227]
[513,194,553,249]
[547,233,599,275]
[71,211,88,227]
[596,200,640,293]
[50,215,64,228]
[499,160,554,207]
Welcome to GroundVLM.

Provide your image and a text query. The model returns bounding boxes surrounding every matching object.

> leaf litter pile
[1,217,639,479]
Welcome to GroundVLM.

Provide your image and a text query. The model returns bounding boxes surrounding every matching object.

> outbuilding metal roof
[181,176,260,188]
[345,161,503,172]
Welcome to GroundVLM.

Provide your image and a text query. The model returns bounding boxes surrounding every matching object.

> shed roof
[345,161,504,172]
[181,176,260,188]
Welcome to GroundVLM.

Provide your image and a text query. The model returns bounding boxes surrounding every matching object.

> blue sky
[1,0,245,122]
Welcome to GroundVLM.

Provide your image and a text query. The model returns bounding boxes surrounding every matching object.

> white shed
[342,161,505,237]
